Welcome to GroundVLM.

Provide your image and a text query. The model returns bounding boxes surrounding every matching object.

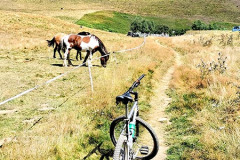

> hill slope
[82,0,240,23]
[1,0,240,25]
[0,10,174,159]
[1,1,240,159]
[76,10,238,34]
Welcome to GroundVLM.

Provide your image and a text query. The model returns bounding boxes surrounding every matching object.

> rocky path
[147,40,181,160]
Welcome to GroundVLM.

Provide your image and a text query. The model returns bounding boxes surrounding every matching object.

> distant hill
[74,0,240,34]
[83,0,240,23]
[76,10,238,34]
[1,0,240,25]
[76,11,193,34]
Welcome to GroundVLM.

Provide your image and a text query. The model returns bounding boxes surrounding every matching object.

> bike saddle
[116,91,133,105]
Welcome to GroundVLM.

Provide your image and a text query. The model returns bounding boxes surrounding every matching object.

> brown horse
[47,33,82,60]
[61,34,110,67]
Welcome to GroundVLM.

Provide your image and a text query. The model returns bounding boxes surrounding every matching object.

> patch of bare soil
[147,41,181,160]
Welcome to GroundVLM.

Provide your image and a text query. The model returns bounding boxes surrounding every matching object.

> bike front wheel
[110,116,159,159]
[113,134,128,160]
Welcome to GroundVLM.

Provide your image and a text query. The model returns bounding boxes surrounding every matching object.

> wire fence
[0,36,146,149]
[0,36,146,107]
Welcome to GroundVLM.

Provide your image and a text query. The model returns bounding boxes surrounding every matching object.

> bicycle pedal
[140,146,149,155]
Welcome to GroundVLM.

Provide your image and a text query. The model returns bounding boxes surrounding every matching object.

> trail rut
[147,40,181,160]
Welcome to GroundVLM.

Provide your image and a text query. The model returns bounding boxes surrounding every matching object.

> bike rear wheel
[110,116,159,159]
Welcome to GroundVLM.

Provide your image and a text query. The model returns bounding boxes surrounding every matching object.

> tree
[147,20,156,34]
[130,18,156,33]
[192,20,207,30]
[130,17,143,33]
[141,20,150,33]
[155,25,169,34]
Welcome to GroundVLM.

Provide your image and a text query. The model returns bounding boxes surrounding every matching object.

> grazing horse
[75,31,91,60]
[62,34,110,67]
[47,33,82,60]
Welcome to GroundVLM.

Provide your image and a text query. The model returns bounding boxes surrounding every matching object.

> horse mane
[78,31,91,36]
[92,35,108,54]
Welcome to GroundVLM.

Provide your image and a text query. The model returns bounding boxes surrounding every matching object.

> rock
[38,107,55,111]
[0,137,16,147]
[219,126,225,130]
[22,117,41,124]
[0,109,17,115]
[40,103,49,107]
[158,118,168,123]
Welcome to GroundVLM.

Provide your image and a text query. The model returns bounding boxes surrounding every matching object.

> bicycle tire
[113,134,127,160]
[110,116,159,159]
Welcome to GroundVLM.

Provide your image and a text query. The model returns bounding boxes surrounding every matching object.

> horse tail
[47,37,55,48]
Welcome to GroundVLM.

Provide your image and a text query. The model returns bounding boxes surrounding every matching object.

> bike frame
[116,74,145,160]
[121,99,139,159]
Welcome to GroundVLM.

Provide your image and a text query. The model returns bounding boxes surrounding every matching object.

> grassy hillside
[76,11,193,34]
[157,31,240,159]
[76,11,135,34]
[0,10,174,159]
[1,0,240,28]
[76,10,238,34]
[82,0,240,23]
[1,0,240,159]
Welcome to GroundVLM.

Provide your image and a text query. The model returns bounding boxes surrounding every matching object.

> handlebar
[137,74,145,81]
[116,74,145,105]
[128,74,145,93]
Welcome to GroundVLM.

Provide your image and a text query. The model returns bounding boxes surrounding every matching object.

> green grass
[76,11,193,33]
[76,11,193,34]
[76,11,134,34]
[76,10,238,34]
[166,90,208,160]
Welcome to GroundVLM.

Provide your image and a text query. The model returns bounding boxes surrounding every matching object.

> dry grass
[0,7,174,159]
[163,31,240,159]
[2,0,239,159]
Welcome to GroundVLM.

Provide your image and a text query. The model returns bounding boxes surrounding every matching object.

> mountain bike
[110,74,159,160]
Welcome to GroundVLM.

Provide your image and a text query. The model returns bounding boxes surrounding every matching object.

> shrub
[130,19,187,36]
[155,24,169,34]
[192,20,223,30]
[130,17,143,33]
[192,20,208,30]
[130,18,156,33]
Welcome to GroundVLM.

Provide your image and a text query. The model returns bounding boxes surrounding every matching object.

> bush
[130,17,143,33]
[192,20,208,30]
[130,18,188,36]
[155,25,169,34]
[192,20,223,30]
[130,17,156,33]
[169,29,188,36]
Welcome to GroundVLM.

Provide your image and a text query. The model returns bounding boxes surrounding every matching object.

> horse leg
[63,47,69,67]
[57,45,63,59]
[67,49,73,66]
[80,51,82,60]
[82,51,90,66]
[76,50,79,61]
[53,46,57,58]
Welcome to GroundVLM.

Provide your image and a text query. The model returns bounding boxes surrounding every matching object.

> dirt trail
[147,40,181,160]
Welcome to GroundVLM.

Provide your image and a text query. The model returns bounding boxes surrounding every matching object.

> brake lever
[134,81,140,88]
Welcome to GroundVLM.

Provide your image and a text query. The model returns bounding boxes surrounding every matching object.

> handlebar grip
[137,74,145,81]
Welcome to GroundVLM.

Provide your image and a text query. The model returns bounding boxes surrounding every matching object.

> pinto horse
[47,33,83,60]
[62,34,110,67]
